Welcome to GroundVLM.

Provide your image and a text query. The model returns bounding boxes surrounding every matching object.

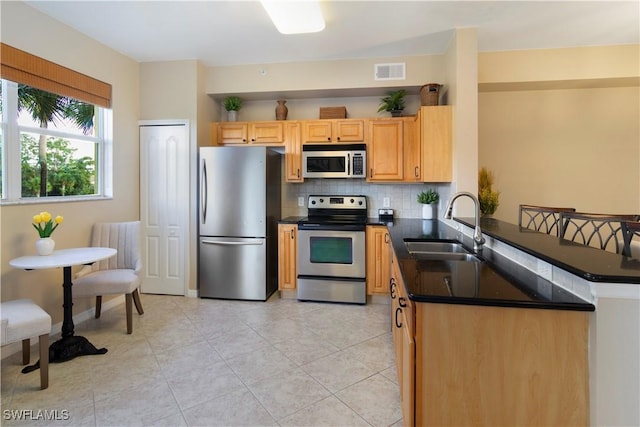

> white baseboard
[1,295,125,360]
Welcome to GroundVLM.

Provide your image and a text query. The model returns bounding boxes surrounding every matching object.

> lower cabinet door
[401,310,415,426]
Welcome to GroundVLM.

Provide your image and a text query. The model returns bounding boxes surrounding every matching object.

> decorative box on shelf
[319,106,347,119]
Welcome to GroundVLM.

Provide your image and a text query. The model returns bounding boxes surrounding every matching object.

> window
[0,43,113,204]
[1,79,112,202]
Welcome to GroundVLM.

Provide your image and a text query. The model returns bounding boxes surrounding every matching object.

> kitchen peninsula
[385,216,638,426]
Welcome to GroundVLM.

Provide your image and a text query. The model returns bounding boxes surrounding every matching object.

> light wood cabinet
[278,224,297,290]
[403,116,421,182]
[417,106,452,182]
[249,121,284,144]
[390,251,415,425]
[303,119,365,143]
[365,226,391,294]
[368,117,421,183]
[390,247,590,426]
[368,119,404,181]
[215,122,249,144]
[213,121,285,145]
[284,122,303,182]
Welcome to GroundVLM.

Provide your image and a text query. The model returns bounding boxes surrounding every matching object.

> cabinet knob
[297,168,300,178]
[327,137,331,141]
[290,229,294,239]
[415,166,419,178]
[370,168,373,178]
[399,297,406,308]
[337,137,341,141]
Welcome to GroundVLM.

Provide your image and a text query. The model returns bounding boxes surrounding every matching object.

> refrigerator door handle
[201,239,264,246]
[201,159,208,224]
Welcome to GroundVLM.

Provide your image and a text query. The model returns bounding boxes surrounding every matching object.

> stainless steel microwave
[302,144,366,178]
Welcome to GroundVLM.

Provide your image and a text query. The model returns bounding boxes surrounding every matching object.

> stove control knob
[350,198,355,204]
[358,201,363,205]
[311,200,316,205]
[319,198,324,203]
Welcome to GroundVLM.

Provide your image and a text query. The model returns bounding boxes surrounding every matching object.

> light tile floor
[1,294,402,426]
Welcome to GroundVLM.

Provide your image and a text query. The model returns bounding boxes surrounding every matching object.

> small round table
[10,247,116,370]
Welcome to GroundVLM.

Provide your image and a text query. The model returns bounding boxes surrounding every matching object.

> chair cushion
[73,269,140,297]
[0,299,51,346]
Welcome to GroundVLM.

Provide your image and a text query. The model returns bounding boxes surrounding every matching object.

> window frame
[1,79,113,205]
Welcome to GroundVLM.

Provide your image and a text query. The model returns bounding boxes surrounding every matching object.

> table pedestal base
[21,335,107,373]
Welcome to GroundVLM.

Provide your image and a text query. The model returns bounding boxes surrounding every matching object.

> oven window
[307,156,345,173]
[309,236,353,264]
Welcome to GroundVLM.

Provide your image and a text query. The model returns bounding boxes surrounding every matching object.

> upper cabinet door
[335,119,364,142]
[368,119,404,181]
[249,122,284,144]
[303,121,333,142]
[217,123,248,144]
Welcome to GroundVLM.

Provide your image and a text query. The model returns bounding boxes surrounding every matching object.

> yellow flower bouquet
[32,211,63,238]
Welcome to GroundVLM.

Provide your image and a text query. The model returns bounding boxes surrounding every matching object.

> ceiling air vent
[374,63,406,81]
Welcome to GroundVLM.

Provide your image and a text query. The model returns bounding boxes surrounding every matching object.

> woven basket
[420,84,441,106]
[319,106,347,119]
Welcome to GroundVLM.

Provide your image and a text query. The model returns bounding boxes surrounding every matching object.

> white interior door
[139,122,189,295]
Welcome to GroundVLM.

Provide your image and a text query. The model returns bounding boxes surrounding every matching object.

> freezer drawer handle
[201,240,264,246]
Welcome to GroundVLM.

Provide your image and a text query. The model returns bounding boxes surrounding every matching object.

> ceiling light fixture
[260,0,325,35]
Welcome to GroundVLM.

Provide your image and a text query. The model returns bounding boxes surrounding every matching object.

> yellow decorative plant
[478,167,500,216]
[32,211,63,238]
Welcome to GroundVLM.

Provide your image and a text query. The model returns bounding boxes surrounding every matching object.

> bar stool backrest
[560,212,640,254]
[519,205,576,237]
[621,221,640,258]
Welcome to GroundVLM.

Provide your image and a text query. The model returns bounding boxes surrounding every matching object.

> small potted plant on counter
[418,188,439,219]
[377,89,406,117]
[223,96,242,122]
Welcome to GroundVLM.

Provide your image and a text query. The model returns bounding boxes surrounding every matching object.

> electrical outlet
[383,197,390,207]
[298,197,305,207]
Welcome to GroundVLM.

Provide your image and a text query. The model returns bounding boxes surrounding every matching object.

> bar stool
[518,204,576,236]
[0,299,51,389]
[560,212,640,254]
[622,221,640,258]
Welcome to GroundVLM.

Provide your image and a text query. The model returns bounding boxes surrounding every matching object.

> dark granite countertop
[385,219,595,311]
[456,217,640,284]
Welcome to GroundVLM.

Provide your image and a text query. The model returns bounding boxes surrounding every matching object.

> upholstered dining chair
[1,299,51,389]
[73,221,144,334]
[518,204,576,237]
[621,221,640,258]
[559,212,640,254]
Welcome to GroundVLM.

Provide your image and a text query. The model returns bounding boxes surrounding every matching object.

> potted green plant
[377,89,406,117]
[478,167,500,216]
[417,188,439,219]
[223,96,242,121]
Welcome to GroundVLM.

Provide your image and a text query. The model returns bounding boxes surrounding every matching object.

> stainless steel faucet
[444,191,485,252]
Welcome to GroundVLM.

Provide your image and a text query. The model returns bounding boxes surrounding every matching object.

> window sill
[1,195,113,206]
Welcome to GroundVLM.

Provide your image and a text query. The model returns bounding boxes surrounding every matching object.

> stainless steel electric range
[297,195,367,304]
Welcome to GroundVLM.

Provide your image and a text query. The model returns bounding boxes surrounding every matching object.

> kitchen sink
[410,252,481,262]
[404,240,481,262]
[404,241,470,254]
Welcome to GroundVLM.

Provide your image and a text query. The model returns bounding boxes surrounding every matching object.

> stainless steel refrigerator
[198,146,281,300]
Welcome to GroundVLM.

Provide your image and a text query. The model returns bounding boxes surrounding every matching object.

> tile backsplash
[281,179,455,219]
